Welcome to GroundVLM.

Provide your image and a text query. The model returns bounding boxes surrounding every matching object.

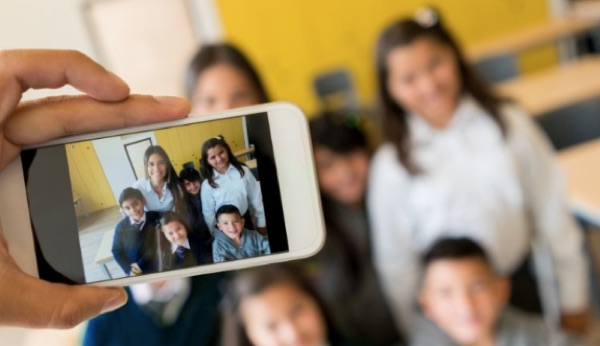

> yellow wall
[155,117,246,172]
[216,0,554,114]
[67,118,246,216]
[67,141,116,217]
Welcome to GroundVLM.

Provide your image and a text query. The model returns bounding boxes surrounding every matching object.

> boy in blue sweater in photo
[212,204,270,263]
[111,187,161,277]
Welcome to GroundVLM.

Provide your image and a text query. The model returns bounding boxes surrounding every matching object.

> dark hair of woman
[375,8,505,174]
[200,135,247,188]
[185,42,270,102]
[142,145,189,216]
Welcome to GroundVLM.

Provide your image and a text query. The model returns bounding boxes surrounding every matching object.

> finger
[1,269,127,328]
[0,95,190,169]
[0,49,129,103]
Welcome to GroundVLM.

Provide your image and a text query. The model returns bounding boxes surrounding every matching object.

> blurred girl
[220,265,366,346]
[305,112,401,345]
[133,145,187,214]
[368,7,589,335]
[186,43,269,114]
[200,135,266,234]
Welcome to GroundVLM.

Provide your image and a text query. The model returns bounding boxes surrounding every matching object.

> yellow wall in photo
[67,118,246,217]
[67,141,116,217]
[154,117,246,173]
[216,0,554,114]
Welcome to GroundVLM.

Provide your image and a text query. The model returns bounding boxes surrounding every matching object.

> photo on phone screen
[21,112,289,284]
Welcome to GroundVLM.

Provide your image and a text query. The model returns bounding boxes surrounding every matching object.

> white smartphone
[0,102,325,286]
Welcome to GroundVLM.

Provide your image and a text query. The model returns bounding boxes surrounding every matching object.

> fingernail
[154,96,185,107]
[100,289,128,314]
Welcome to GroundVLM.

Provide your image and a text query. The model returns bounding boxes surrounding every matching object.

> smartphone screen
[21,112,289,284]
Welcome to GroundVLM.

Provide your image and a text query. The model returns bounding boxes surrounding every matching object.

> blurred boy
[413,237,571,346]
[112,188,161,276]
[212,204,270,263]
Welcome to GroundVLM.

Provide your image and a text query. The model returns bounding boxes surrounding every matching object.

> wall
[215,0,555,114]
[66,117,246,215]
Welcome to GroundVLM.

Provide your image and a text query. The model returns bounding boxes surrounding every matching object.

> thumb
[1,266,127,329]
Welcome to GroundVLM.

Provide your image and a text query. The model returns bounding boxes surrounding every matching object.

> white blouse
[367,97,588,334]
[201,164,265,231]
[132,179,174,213]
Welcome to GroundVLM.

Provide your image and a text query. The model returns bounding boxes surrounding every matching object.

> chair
[313,68,359,112]
[535,97,600,150]
[473,53,520,84]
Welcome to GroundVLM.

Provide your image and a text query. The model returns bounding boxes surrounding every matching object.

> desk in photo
[557,138,600,225]
[495,56,600,116]
[94,229,116,279]
[466,17,600,62]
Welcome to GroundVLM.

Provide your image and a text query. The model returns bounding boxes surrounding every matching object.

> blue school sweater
[111,211,161,275]
[82,274,225,346]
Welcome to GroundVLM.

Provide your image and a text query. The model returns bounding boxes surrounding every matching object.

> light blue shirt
[201,164,265,231]
[132,179,174,213]
[212,228,271,263]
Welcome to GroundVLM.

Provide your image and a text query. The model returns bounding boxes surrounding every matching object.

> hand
[561,310,590,334]
[257,226,268,235]
[130,263,142,276]
[0,49,190,328]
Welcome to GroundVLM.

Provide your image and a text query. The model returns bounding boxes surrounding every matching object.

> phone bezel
[0,102,325,286]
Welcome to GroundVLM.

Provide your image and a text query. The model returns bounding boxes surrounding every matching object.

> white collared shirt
[201,164,265,231]
[170,239,191,254]
[368,96,588,334]
[132,179,174,213]
[129,213,147,231]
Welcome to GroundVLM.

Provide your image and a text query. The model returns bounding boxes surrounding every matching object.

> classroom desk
[557,138,600,225]
[95,229,116,279]
[494,56,600,116]
[466,17,599,62]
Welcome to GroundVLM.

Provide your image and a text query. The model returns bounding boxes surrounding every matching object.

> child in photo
[368,7,589,334]
[111,187,161,277]
[212,204,270,263]
[220,264,366,346]
[413,237,573,346]
[200,135,267,235]
[179,166,212,262]
[159,211,207,270]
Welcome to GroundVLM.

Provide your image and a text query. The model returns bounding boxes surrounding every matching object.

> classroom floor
[78,207,126,282]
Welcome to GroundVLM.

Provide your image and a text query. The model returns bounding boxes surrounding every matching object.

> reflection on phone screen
[22,112,288,284]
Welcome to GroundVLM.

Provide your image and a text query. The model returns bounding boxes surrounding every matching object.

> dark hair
[422,237,490,270]
[143,145,188,216]
[118,187,145,206]
[309,111,369,154]
[215,204,242,222]
[179,167,202,184]
[200,135,247,188]
[375,8,505,174]
[159,211,190,233]
[185,43,270,102]
[220,264,341,346]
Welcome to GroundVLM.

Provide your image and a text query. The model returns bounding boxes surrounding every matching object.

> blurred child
[368,7,589,334]
[159,211,207,270]
[185,43,269,114]
[413,237,572,346]
[179,167,212,262]
[133,145,188,214]
[200,135,267,234]
[303,112,401,345]
[212,204,270,263]
[220,264,366,346]
[112,187,160,276]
